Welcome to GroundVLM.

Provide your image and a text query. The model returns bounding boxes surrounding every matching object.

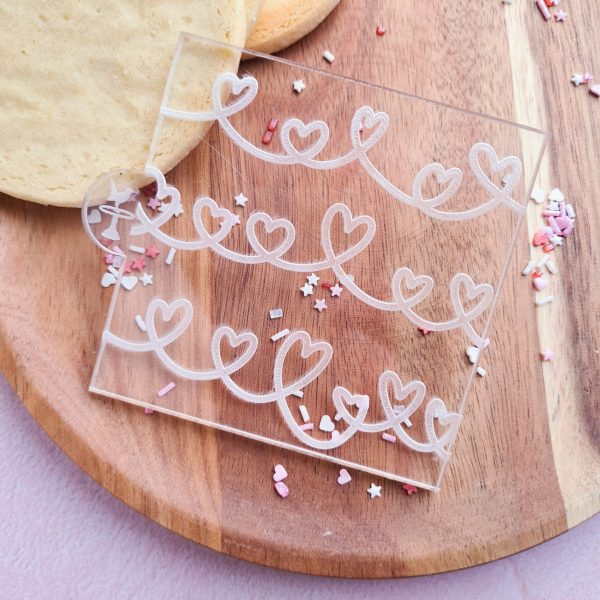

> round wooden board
[0,1,598,577]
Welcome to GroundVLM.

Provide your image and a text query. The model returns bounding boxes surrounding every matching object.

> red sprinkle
[262,129,273,145]
[321,281,333,289]
[123,260,134,274]
[402,483,418,496]
[267,118,279,132]
[542,244,555,253]
[418,327,431,335]
[376,26,386,36]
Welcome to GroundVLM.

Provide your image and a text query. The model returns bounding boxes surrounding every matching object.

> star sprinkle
[314,299,327,312]
[139,272,154,286]
[402,483,418,496]
[173,204,184,217]
[123,260,134,274]
[330,283,343,297]
[145,245,160,259]
[300,283,314,297]
[367,483,382,499]
[554,9,567,21]
[292,79,306,93]
[231,214,241,226]
[147,196,161,210]
[571,73,584,86]
[541,348,554,361]
[131,257,146,271]
[234,193,248,207]
[307,273,320,286]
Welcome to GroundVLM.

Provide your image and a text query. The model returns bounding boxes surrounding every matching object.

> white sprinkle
[291,389,304,398]
[536,254,549,269]
[548,200,560,211]
[536,296,554,306]
[548,188,565,203]
[530,188,545,204]
[135,315,147,331]
[546,259,558,274]
[565,204,575,219]
[129,244,145,254]
[476,366,487,377]
[271,328,290,342]
[323,49,335,63]
[157,381,176,397]
[269,308,283,320]
[165,247,176,265]
[521,260,535,275]
[549,235,563,246]
[299,405,310,422]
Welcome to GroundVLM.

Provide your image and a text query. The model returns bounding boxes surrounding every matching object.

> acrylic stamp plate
[84,35,547,491]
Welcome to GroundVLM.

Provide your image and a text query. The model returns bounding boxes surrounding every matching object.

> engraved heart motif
[412,163,463,208]
[211,72,259,117]
[424,397,461,459]
[332,386,370,419]
[193,196,235,244]
[449,273,493,322]
[350,106,390,152]
[211,326,258,374]
[145,299,193,347]
[321,203,376,263]
[378,371,425,426]
[391,267,434,308]
[469,142,522,199]
[246,213,295,259]
[280,118,330,160]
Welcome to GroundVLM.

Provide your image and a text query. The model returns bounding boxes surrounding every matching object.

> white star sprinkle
[330,283,343,297]
[307,273,320,286]
[139,272,154,286]
[300,283,314,297]
[314,299,327,312]
[367,483,382,499]
[231,214,241,226]
[292,79,306,93]
[235,193,248,207]
[571,73,584,86]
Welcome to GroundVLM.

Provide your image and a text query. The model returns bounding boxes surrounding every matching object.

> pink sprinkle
[402,483,418,496]
[300,423,314,431]
[533,277,548,291]
[144,407,155,414]
[157,382,176,397]
[274,481,289,498]
[536,0,551,20]
[382,432,397,443]
[541,348,554,362]
[590,85,600,98]
[418,327,431,335]
[267,117,279,132]
[547,216,561,235]
[583,73,594,83]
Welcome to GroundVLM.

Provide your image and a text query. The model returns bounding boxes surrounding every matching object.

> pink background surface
[0,373,598,599]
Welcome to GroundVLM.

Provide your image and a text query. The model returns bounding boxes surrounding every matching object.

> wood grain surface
[0,1,598,577]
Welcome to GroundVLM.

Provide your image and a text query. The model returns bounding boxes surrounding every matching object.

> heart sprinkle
[319,415,335,433]
[337,469,352,485]
[273,464,288,482]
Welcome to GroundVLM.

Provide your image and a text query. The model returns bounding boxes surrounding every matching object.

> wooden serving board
[0,1,598,577]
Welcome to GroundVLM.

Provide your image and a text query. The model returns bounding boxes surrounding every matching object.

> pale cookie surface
[0,1,249,207]
[245,0,340,56]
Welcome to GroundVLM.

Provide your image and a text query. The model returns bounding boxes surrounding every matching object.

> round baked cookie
[244,0,340,56]
[0,1,251,207]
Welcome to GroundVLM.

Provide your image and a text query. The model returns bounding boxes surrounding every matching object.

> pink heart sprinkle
[337,469,352,485]
[533,277,548,291]
[274,481,289,498]
[533,231,549,246]
[273,464,288,482]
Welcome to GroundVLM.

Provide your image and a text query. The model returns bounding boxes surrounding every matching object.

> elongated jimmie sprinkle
[157,382,176,397]
[165,248,176,265]
[536,296,554,306]
[382,432,397,443]
[536,0,551,20]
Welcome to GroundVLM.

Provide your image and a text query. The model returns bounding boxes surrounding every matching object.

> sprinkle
[376,26,386,36]
[139,272,153,286]
[269,308,283,319]
[402,483,418,496]
[143,407,155,414]
[123,260,134,274]
[314,299,327,312]
[521,260,535,275]
[273,464,288,482]
[330,283,343,297]
[533,276,548,292]
[292,79,306,93]
[466,346,480,364]
[299,423,314,431]
[590,85,600,98]
[337,469,352,485]
[266,118,279,132]
[262,129,274,144]
[565,204,575,219]
[533,231,549,246]
[541,348,554,361]
[476,366,487,377]
[135,314,147,331]
[536,0,551,20]
[546,259,558,274]
[323,49,335,63]
[300,283,314,296]
[554,9,567,21]
[104,253,114,265]
[549,235,564,247]
[543,244,555,253]
[367,483,382,499]
[129,244,145,254]
[147,197,161,210]
[271,328,290,342]
[536,254,550,269]
[234,193,248,207]
[530,187,545,203]
[132,257,146,271]
[145,245,160,259]
[583,73,594,83]
[291,390,304,398]
[418,327,431,335]
[274,481,289,498]
[536,295,554,306]
[382,432,397,443]
[571,73,585,86]
[319,415,335,432]
[321,281,333,288]
[307,273,320,286]
[157,382,176,397]
[299,405,310,422]
[165,248,176,265]
[548,188,565,203]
